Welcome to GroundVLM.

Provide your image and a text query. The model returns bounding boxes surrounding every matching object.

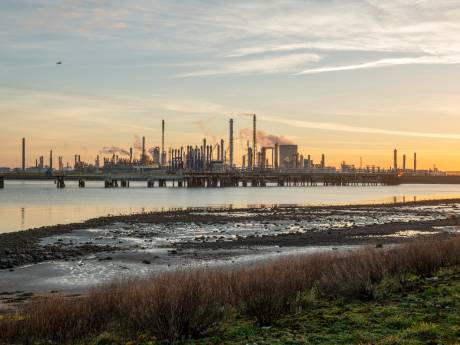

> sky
[1,0,460,170]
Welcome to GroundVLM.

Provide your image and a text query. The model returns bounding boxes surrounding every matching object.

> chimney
[253,114,256,166]
[414,152,417,172]
[161,119,165,165]
[22,138,26,171]
[49,150,53,170]
[220,139,224,163]
[274,143,279,169]
[393,149,398,171]
[142,136,146,164]
[229,119,234,167]
[203,138,207,168]
[403,154,406,172]
[129,147,133,163]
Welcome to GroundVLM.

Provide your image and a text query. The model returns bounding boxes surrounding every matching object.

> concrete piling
[104,179,118,188]
[56,176,65,188]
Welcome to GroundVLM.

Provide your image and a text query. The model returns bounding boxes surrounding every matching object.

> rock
[142,260,151,265]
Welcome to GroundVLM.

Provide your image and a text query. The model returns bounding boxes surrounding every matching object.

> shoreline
[4,196,460,234]
[1,197,460,270]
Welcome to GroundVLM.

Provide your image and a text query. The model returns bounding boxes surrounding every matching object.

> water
[1,180,460,233]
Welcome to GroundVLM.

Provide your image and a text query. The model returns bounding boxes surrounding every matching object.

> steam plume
[133,135,142,151]
[239,128,293,147]
[100,146,130,156]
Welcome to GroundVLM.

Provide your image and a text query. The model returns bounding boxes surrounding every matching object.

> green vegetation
[2,237,460,345]
[85,267,460,345]
[185,268,460,345]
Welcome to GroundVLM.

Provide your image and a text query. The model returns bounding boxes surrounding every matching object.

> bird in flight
[56,61,62,65]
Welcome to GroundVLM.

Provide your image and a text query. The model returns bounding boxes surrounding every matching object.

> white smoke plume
[239,128,293,147]
[133,135,143,152]
[192,119,217,142]
[99,146,130,156]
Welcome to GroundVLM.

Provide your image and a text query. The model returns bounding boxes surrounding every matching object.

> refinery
[0,114,449,189]
[7,114,438,174]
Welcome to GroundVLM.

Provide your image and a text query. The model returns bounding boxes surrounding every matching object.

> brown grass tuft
[1,235,460,344]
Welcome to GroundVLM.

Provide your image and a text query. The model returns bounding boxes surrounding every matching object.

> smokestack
[414,152,417,172]
[393,149,398,171]
[253,114,256,166]
[229,119,234,167]
[403,154,406,172]
[274,143,279,169]
[203,138,207,168]
[49,150,53,170]
[161,119,165,165]
[220,139,224,162]
[142,136,146,164]
[321,154,325,169]
[129,147,133,163]
[22,138,25,171]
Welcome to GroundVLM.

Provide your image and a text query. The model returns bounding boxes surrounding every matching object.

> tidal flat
[1,199,460,300]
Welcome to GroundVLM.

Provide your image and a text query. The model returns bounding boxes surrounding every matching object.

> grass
[1,236,460,344]
[179,267,460,345]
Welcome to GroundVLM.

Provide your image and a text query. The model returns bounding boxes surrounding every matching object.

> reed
[1,235,459,344]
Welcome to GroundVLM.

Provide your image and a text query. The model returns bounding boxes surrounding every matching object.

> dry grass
[1,235,460,344]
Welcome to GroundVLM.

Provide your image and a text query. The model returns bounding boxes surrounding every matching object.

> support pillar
[56,176,65,188]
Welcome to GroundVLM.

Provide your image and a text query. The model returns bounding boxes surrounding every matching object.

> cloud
[297,55,460,75]
[4,1,460,76]
[263,115,460,140]
[179,53,321,77]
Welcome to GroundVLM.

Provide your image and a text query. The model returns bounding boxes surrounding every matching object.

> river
[1,180,460,233]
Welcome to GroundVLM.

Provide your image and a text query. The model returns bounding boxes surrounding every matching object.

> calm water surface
[1,180,460,233]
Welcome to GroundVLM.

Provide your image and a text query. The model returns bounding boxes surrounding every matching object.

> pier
[1,170,401,189]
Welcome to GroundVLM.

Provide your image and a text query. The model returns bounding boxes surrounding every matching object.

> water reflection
[21,207,25,229]
[1,181,460,233]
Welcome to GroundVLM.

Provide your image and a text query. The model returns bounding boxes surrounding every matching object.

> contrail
[297,55,460,75]
[263,116,460,140]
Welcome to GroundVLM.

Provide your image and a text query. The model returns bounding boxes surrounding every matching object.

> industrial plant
[0,114,448,189]
[11,114,440,175]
